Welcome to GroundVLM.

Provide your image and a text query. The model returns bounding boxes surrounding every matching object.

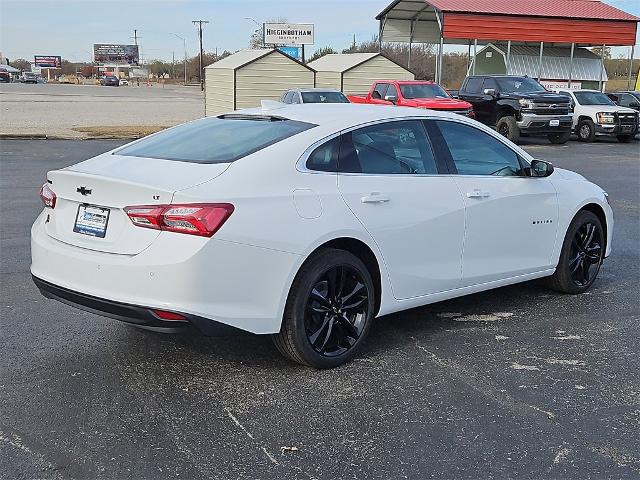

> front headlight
[519,99,535,109]
[596,112,615,124]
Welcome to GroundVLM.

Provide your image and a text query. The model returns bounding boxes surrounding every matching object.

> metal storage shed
[308,53,414,96]
[205,49,315,116]
[471,44,608,90]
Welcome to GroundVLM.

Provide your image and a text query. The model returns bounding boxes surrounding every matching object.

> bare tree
[10,58,31,72]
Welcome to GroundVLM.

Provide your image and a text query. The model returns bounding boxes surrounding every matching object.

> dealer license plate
[549,119,560,127]
[74,204,110,238]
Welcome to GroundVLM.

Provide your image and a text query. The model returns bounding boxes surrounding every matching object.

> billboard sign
[264,23,314,46]
[93,44,139,65]
[34,55,62,68]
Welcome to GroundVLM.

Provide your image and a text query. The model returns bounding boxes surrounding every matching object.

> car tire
[617,135,633,143]
[547,211,604,294]
[548,131,571,144]
[273,248,376,369]
[577,119,596,142]
[496,115,520,143]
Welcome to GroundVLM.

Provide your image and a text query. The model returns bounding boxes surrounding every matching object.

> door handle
[361,193,391,204]
[466,190,491,199]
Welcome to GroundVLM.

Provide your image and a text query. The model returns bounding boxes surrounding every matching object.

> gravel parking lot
[0,138,638,479]
[0,83,203,139]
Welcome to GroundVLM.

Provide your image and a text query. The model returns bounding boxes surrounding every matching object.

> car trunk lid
[44,153,230,254]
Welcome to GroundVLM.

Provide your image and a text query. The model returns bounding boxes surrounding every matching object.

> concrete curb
[0,133,49,140]
[0,133,140,141]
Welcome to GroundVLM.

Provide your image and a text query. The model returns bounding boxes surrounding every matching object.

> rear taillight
[124,203,234,237]
[39,183,56,208]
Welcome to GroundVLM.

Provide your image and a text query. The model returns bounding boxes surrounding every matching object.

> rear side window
[464,78,483,94]
[306,137,340,172]
[115,116,316,164]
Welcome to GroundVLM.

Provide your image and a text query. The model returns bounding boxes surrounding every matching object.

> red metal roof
[427,0,639,21]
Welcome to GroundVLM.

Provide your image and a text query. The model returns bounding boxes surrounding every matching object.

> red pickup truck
[349,80,474,117]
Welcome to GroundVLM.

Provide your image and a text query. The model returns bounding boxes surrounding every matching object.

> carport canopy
[376,0,639,88]
[377,0,639,46]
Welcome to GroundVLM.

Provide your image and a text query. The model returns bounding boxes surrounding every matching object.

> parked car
[349,80,473,117]
[31,104,613,368]
[119,78,129,86]
[100,75,120,86]
[0,67,10,83]
[555,89,638,143]
[20,72,39,84]
[607,91,640,111]
[458,75,573,144]
[281,88,349,104]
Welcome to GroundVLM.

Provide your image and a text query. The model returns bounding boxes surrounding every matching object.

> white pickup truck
[555,89,638,143]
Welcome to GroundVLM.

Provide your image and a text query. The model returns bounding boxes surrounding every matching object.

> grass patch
[72,125,169,139]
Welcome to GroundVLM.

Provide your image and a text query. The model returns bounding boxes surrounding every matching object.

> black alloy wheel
[304,265,369,357]
[547,210,604,294]
[273,249,375,368]
[568,221,603,287]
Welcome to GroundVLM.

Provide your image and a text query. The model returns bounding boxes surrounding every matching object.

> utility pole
[171,33,187,86]
[192,20,209,91]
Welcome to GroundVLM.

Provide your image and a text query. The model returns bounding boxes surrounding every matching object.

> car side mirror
[384,94,397,104]
[530,159,554,178]
[483,88,497,100]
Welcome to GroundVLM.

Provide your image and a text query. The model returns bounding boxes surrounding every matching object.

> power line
[192,20,210,91]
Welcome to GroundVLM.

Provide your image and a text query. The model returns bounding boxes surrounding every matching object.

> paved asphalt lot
[1,138,638,479]
[0,83,203,139]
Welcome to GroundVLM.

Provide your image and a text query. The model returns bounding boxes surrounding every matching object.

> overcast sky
[1,0,638,63]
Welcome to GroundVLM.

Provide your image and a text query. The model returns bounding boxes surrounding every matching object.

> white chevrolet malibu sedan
[31,104,613,368]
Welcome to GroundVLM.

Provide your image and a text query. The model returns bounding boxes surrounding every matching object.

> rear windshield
[301,91,349,103]
[115,116,316,164]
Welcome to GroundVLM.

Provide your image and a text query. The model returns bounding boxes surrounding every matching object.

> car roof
[238,103,460,132]
[286,88,343,93]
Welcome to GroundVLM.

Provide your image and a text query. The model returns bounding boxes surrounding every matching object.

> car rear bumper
[31,211,301,334]
[32,275,245,335]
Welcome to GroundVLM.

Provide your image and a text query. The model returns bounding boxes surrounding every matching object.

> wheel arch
[307,237,383,316]
[578,202,608,252]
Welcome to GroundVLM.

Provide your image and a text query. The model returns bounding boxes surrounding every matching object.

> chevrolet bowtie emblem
[77,186,92,196]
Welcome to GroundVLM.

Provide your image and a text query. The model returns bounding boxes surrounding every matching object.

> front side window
[483,78,498,92]
[385,84,398,100]
[573,91,615,106]
[283,91,294,104]
[372,83,389,99]
[464,78,483,94]
[339,120,437,175]
[436,121,524,176]
[115,116,316,164]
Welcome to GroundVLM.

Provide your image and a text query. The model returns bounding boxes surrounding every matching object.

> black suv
[459,75,573,144]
